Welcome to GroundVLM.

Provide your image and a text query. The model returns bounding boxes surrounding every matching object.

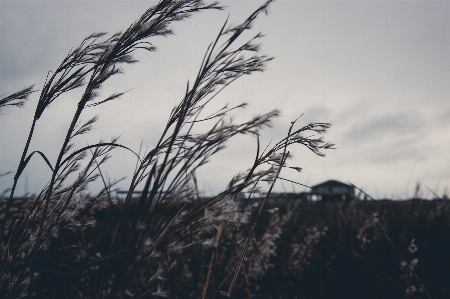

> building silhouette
[304,180,355,201]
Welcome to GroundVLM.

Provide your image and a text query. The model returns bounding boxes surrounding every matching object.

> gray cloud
[0,0,449,198]
[344,112,425,143]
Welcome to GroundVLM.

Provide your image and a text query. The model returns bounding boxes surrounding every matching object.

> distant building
[305,180,355,202]
[259,180,355,202]
[115,180,355,202]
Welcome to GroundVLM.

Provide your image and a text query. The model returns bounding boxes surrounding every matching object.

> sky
[0,0,449,199]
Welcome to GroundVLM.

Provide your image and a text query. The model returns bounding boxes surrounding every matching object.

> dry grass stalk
[0,1,336,298]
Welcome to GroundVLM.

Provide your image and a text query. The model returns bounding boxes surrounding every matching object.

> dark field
[4,197,446,298]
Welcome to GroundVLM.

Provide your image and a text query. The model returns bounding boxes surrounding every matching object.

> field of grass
[0,0,448,298]
[1,196,448,298]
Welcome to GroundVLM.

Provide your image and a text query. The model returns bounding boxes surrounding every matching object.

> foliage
[1,1,447,298]
[0,1,336,298]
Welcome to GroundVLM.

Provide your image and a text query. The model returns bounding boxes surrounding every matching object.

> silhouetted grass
[0,1,335,298]
[0,0,450,298]
[4,1,444,299]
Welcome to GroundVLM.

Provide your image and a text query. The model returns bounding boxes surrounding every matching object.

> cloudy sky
[0,0,449,199]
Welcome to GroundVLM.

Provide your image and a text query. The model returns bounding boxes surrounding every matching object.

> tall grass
[0,1,334,298]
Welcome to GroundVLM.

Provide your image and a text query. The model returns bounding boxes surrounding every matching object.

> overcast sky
[0,0,449,199]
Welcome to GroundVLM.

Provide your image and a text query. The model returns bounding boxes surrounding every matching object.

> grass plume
[0,1,337,298]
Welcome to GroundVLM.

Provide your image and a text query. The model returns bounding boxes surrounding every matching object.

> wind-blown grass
[0,1,334,298]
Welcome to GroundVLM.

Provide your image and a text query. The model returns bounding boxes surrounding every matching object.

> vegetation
[0,0,334,297]
[1,1,448,298]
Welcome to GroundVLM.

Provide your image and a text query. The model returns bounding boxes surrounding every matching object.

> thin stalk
[226,121,294,297]
[202,223,224,299]
[0,117,37,245]
[33,102,85,257]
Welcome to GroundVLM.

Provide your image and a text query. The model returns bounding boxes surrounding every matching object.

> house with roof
[303,180,355,202]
